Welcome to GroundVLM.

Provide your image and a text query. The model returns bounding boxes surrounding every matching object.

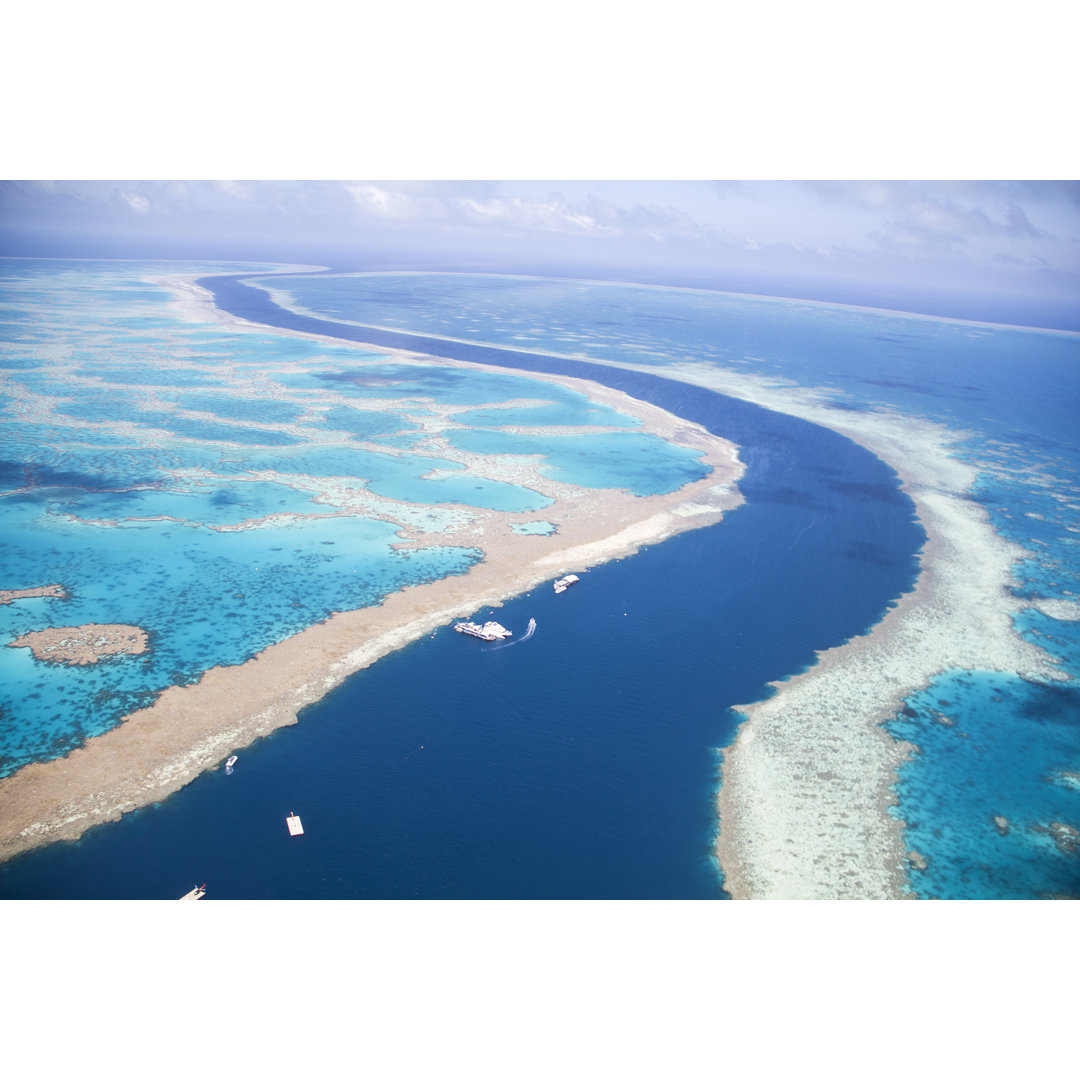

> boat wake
[490,618,536,649]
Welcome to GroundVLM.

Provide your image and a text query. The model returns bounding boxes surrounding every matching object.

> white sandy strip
[581,360,1066,899]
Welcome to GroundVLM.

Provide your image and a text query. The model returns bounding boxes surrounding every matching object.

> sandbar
[0,287,744,863]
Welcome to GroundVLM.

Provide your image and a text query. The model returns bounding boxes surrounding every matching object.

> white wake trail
[489,618,536,649]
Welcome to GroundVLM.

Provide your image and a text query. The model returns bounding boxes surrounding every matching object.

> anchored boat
[553,574,579,594]
[454,620,512,641]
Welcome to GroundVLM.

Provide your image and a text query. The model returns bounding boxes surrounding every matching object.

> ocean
[1,265,1076,899]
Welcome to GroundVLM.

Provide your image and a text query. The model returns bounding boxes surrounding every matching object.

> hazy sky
[4,2,1078,328]
[2,180,1078,328]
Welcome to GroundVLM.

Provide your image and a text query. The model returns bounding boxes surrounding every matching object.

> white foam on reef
[589,358,1066,898]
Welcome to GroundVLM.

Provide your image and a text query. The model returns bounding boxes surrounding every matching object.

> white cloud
[215,180,252,200]
[344,184,394,215]
[341,183,621,237]
[455,195,611,236]
[119,191,150,214]
[3,180,1077,303]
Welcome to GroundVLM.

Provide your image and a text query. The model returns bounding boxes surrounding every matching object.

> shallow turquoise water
[319,405,419,440]
[512,521,556,536]
[452,400,641,429]
[446,429,709,495]
[887,670,1080,898]
[80,366,233,387]
[0,492,484,770]
[41,479,330,527]
[156,391,308,425]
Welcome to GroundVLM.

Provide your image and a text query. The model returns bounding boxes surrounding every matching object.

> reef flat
[0,586,69,605]
[7,623,149,665]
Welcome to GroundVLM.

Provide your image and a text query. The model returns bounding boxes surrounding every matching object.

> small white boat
[553,574,579,594]
[226,755,237,768]
[286,812,304,836]
[179,883,206,900]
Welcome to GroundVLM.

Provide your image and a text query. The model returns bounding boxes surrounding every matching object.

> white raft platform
[286,812,304,836]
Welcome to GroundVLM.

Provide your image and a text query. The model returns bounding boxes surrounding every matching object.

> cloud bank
[2,180,1077,327]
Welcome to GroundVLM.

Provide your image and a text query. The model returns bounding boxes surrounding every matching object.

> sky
[1,5,1077,329]
[2,179,1078,328]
